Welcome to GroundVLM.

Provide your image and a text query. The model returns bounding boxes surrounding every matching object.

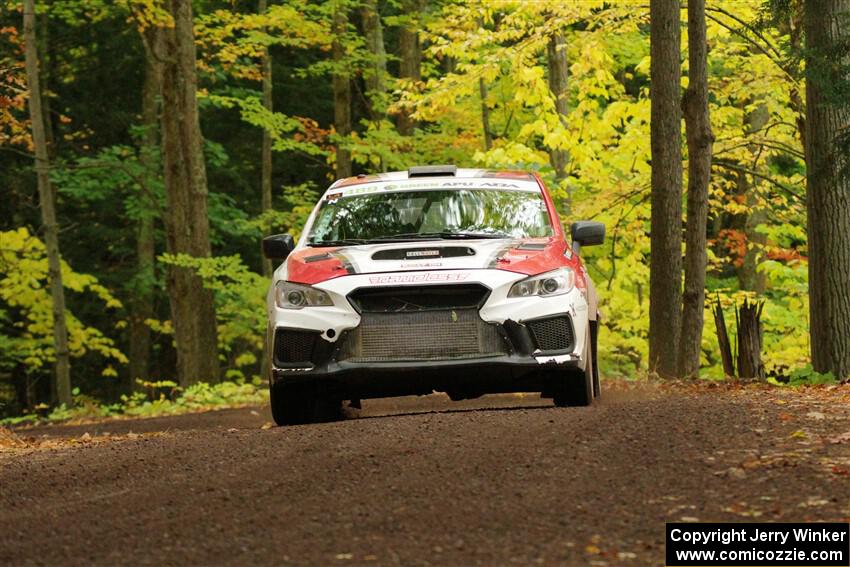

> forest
[1,0,849,420]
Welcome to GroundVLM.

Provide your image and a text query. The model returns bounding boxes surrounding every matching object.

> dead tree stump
[736,298,765,381]
[712,296,735,377]
[712,296,765,381]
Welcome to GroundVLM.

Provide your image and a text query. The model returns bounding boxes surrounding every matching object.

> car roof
[327,167,541,195]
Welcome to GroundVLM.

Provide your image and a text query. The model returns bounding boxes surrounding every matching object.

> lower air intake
[527,315,574,352]
[274,330,318,366]
[339,309,507,362]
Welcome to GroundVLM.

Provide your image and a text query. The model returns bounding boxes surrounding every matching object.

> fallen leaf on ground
[827,432,850,444]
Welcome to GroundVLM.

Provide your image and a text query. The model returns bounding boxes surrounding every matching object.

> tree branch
[712,159,803,203]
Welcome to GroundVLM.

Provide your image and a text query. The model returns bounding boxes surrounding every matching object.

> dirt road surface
[2,381,850,566]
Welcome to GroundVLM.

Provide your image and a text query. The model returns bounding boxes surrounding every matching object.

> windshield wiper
[306,238,368,247]
[369,231,510,242]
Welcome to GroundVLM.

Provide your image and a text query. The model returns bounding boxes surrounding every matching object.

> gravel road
[2,381,849,566]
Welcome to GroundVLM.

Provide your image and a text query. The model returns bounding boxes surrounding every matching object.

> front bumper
[270,315,582,398]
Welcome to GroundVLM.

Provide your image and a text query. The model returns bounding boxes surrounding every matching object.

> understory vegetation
[0,379,267,425]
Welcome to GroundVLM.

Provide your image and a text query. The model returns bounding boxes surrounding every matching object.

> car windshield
[306,189,553,245]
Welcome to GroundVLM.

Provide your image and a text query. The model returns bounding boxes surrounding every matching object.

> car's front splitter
[271,353,580,400]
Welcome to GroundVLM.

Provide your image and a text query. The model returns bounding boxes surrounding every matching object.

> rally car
[263,165,604,425]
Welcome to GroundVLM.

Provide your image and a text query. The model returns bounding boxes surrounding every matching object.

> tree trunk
[259,0,273,277]
[678,0,713,378]
[479,77,493,151]
[805,0,850,380]
[332,8,352,179]
[736,101,769,293]
[37,6,55,158]
[360,0,387,119]
[23,0,72,407]
[739,175,767,294]
[787,3,807,156]
[128,216,155,389]
[547,33,569,185]
[128,31,161,390]
[396,0,421,136]
[475,17,493,152]
[157,0,220,387]
[444,55,456,74]
[649,0,683,377]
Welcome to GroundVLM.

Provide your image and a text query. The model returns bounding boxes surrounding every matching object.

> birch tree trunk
[649,0,683,377]
[23,0,72,406]
[157,0,220,387]
[805,0,850,379]
[678,0,713,378]
[332,8,352,179]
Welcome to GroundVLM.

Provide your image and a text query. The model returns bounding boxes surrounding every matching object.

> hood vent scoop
[372,246,476,261]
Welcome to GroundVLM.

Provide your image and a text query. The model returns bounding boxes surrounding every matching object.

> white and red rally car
[263,165,604,425]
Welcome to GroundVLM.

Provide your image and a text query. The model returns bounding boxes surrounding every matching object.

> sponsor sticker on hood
[368,272,470,285]
[406,249,440,258]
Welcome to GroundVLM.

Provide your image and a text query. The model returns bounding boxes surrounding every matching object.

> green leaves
[195,1,331,82]
[0,227,127,373]
[158,252,267,372]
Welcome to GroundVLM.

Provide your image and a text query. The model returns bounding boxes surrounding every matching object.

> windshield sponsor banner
[666,522,849,566]
[325,179,540,199]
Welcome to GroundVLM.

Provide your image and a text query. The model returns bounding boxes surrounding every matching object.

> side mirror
[262,234,295,261]
[570,221,605,253]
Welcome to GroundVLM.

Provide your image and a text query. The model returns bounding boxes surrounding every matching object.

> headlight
[275,281,333,309]
[508,267,575,298]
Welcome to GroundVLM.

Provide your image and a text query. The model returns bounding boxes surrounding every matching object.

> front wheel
[553,327,593,407]
[270,382,341,426]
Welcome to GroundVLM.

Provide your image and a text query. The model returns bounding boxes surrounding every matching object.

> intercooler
[339,284,509,362]
[338,309,508,362]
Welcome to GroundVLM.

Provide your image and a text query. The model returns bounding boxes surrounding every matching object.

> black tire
[591,319,601,399]
[270,382,341,426]
[553,326,593,407]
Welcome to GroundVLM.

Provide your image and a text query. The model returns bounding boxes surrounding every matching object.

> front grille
[274,329,319,366]
[339,309,508,362]
[527,316,574,352]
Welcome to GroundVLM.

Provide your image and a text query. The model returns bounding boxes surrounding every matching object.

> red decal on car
[286,247,350,285]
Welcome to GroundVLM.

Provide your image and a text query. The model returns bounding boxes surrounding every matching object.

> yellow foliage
[0,227,127,371]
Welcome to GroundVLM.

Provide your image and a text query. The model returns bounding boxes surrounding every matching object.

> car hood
[283,237,570,285]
